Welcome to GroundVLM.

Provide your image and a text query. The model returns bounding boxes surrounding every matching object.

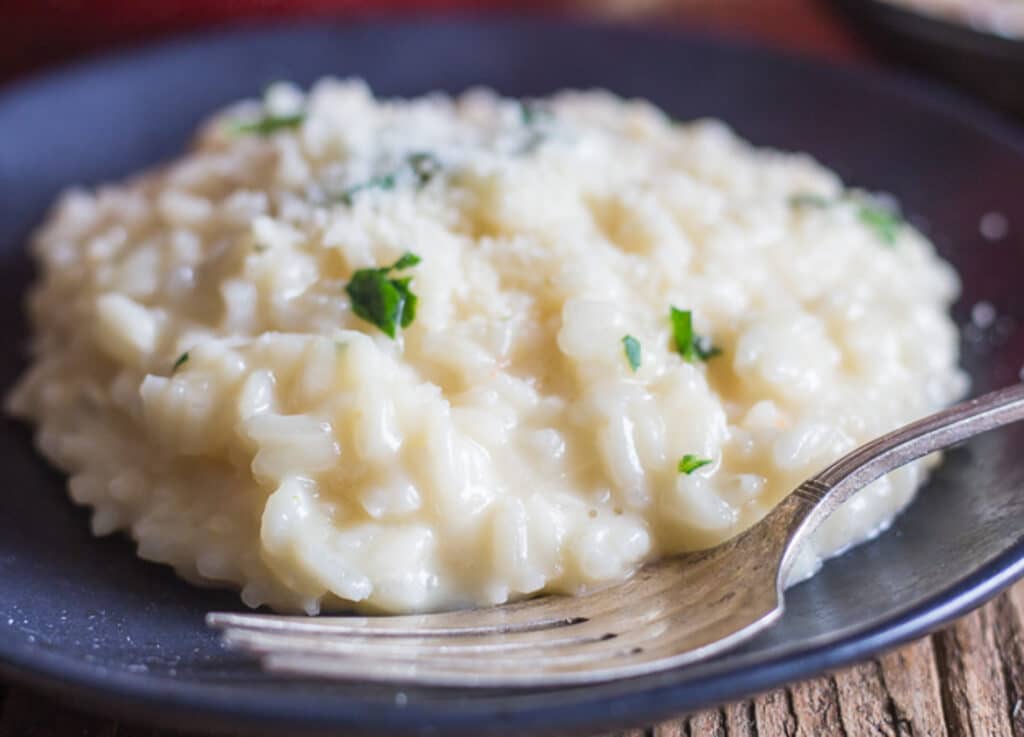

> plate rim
[2,15,1024,736]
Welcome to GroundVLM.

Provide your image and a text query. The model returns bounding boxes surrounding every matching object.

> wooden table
[2,1,1021,735]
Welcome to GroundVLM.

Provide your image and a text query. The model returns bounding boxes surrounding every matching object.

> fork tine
[214,569,774,687]
[254,595,781,688]
[208,546,727,639]
[208,583,621,637]
[261,652,632,687]
[261,653,564,688]
[216,578,733,657]
[222,619,615,654]
[219,607,666,659]
[207,610,589,637]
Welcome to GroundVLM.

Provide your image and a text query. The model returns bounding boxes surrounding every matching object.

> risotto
[7,81,967,614]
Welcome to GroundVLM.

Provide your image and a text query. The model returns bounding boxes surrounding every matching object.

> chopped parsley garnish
[789,191,904,246]
[517,100,554,154]
[171,352,190,372]
[340,152,443,205]
[340,173,397,205]
[670,307,694,359]
[622,335,642,372]
[231,112,305,136]
[857,202,902,246]
[407,152,443,186]
[519,100,553,126]
[390,251,421,270]
[670,307,720,362]
[345,252,421,338]
[788,193,830,209]
[678,454,712,475]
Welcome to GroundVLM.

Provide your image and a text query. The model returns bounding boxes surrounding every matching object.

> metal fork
[208,383,1024,687]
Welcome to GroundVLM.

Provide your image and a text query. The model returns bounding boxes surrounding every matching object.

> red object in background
[1,0,867,87]
[1,0,556,83]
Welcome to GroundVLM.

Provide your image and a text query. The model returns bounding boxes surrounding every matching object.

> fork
[208,383,1024,687]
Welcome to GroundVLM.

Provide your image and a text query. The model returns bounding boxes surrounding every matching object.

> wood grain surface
[3,581,1024,735]
[2,0,1020,735]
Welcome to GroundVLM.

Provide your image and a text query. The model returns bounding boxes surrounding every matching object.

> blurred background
[3,0,1023,117]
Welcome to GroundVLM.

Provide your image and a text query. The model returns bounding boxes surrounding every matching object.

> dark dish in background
[826,0,1024,117]
[880,0,1024,36]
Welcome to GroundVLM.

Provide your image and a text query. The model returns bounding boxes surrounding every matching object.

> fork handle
[769,382,1024,582]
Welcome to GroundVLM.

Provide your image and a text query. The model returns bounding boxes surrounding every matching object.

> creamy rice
[7,81,967,614]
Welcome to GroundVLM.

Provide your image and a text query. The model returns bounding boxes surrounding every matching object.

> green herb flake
[517,100,555,154]
[790,192,905,247]
[622,335,642,372]
[678,454,712,475]
[789,193,831,209]
[670,307,694,360]
[341,173,397,205]
[231,112,305,137]
[340,153,442,205]
[670,307,721,363]
[519,100,553,126]
[345,252,421,338]
[407,152,443,187]
[857,202,903,246]
[172,352,190,373]
[391,252,422,270]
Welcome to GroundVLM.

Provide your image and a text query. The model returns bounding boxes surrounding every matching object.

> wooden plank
[653,718,686,736]
[833,659,903,736]
[754,688,797,736]
[993,585,1024,737]
[688,708,726,736]
[788,677,843,735]
[932,606,1013,737]
[723,701,757,737]
[877,638,948,736]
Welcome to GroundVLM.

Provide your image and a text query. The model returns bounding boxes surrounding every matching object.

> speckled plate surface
[1,18,1023,737]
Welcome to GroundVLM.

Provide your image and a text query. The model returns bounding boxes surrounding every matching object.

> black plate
[826,0,1024,117]
[1,17,1023,737]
